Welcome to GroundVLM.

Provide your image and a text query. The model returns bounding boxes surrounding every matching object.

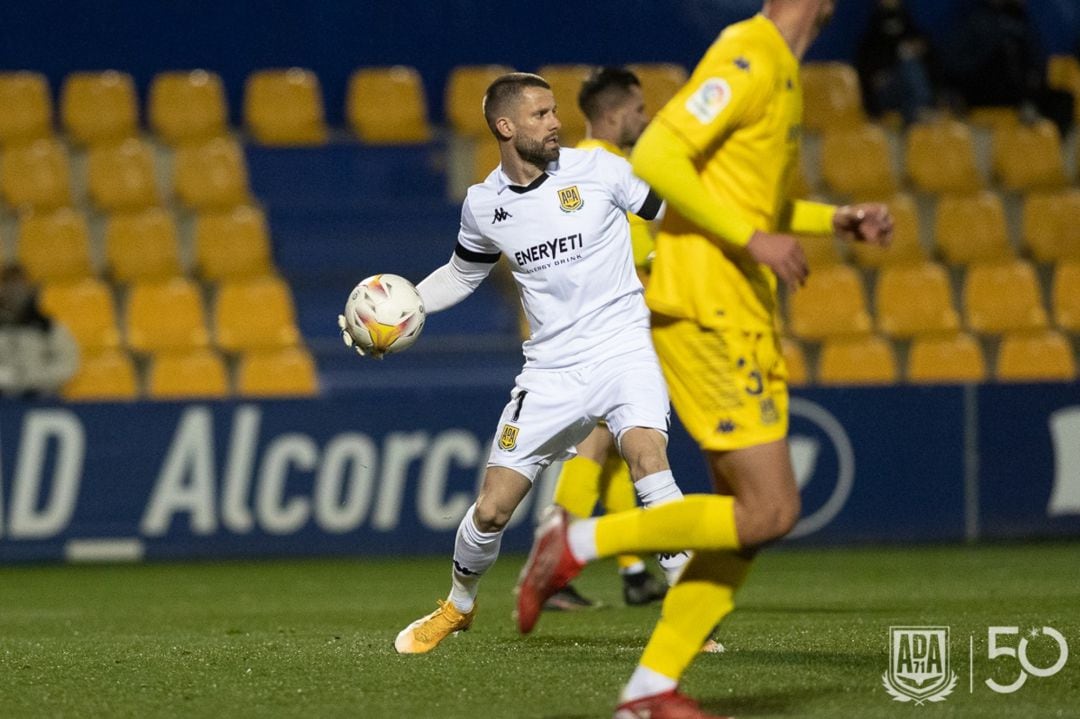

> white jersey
[458,146,662,369]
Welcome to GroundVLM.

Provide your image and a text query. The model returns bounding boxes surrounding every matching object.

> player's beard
[516,133,560,169]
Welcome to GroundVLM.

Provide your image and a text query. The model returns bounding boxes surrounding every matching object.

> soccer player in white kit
[391,73,687,654]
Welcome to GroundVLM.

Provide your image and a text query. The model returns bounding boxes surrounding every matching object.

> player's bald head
[483,72,552,137]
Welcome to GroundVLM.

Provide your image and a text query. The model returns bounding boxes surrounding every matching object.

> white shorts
[487,347,670,481]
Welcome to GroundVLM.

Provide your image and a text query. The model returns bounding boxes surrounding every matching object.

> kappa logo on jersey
[685,77,732,125]
[557,186,584,213]
[492,207,512,223]
[498,423,519,451]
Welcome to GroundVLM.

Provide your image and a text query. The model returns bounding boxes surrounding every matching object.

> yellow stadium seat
[800,62,865,132]
[817,334,898,385]
[933,191,1013,265]
[626,63,688,116]
[347,65,432,144]
[104,207,182,283]
[60,71,138,146]
[40,278,121,352]
[1022,189,1080,263]
[967,106,1021,133]
[1047,54,1080,124]
[148,348,230,399]
[173,136,251,210]
[907,332,988,384]
[788,264,872,340]
[445,64,514,138]
[86,138,160,211]
[194,205,273,281]
[0,71,53,145]
[850,193,926,268]
[798,233,844,269]
[1,138,72,210]
[876,262,960,338]
[1052,261,1080,332]
[62,348,139,401]
[963,260,1048,334]
[236,346,319,397]
[126,277,210,353]
[536,64,592,146]
[819,124,897,199]
[17,208,93,282]
[904,120,982,194]
[996,330,1077,382]
[148,70,228,145]
[244,68,327,146]
[472,136,503,185]
[214,275,301,352]
[780,337,809,387]
[992,119,1067,192]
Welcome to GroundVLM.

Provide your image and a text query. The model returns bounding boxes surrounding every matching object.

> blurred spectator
[856,0,938,125]
[0,264,79,398]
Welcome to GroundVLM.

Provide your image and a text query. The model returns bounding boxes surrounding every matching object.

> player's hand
[834,203,893,247]
[337,314,384,360]
[747,231,809,288]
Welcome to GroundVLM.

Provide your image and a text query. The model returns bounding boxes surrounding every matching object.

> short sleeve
[455,197,502,263]
[596,150,653,217]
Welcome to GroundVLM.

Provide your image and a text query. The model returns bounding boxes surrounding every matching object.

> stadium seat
[933,191,1013,265]
[62,348,139,401]
[819,124,897,199]
[173,136,251,210]
[963,260,1048,335]
[347,65,432,144]
[193,205,273,281]
[800,62,865,132]
[86,138,160,211]
[236,346,319,397]
[0,71,53,144]
[788,264,872,340]
[1021,189,1080,264]
[907,332,988,384]
[148,70,229,145]
[875,262,960,338]
[148,348,230,399]
[16,208,94,282]
[817,334,898,385]
[799,233,844,269]
[850,193,925,268]
[991,119,1067,192]
[445,64,514,137]
[780,337,809,387]
[904,120,982,194]
[996,330,1077,382]
[1052,261,1080,332]
[126,277,211,353]
[104,207,182,283]
[626,62,687,116]
[40,278,122,352]
[1047,54,1080,124]
[60,70,138,146]
[214,275,301,352]
[536,64,593,146]
[0,138,73,210]
[244,68,328,146]
[472,136,503,184]
[967,106,1020,133]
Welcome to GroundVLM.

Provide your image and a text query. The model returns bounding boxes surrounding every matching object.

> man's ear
[494,116,514,141]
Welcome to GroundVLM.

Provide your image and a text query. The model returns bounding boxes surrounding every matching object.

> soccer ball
[342,274,425,355]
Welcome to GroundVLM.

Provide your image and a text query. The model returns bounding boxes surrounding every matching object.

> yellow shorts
[651,317,789,451]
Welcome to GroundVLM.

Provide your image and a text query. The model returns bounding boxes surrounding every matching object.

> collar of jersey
[495,158,560,194]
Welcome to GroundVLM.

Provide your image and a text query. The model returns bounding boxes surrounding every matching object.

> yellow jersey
[576,137,656,271]
[644,14,809,332]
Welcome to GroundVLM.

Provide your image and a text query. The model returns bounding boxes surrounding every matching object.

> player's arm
[417,200,500,312]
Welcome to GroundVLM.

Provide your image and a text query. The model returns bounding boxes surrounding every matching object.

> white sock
[567,517,598,563]
[619,665,678,704]
[633,469,683,507]
[619,560,647,576]
[449,504,503,613]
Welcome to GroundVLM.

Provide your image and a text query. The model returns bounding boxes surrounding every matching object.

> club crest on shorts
[882,626,957,704]
[498,423,520,451]
[557,186,584,213]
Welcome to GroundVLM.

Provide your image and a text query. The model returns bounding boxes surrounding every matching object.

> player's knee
[473,498,512,533]
[737,491,800,546]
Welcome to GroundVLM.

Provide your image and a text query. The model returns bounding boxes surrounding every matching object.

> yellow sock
[595,494,740,558]
[598,456,647,572]
[553,455,604,519]
[640,551,753,678]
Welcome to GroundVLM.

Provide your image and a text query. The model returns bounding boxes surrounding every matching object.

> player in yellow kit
[516,2,893,717]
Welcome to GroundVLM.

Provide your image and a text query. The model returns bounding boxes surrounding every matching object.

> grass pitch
[1,541,1078,718]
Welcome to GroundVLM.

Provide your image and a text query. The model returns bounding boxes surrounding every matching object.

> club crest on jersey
[557,186,584,213]
[498,423,520,451]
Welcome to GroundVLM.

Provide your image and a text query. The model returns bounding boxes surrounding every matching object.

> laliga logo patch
[685,77,731,124]
[557,186,584,213]
[498,423,519,451]
[786,398,855,539]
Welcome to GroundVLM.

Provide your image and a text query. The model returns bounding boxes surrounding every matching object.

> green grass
[1,542,1078,718]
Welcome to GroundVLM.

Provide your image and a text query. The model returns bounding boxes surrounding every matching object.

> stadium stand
[173,136,251,210]
[40,278,122,352]
[236,346,320,397]
[788,264,872,340]
[86,138,160,211]
[963,260,1049,335]
[103,207,182,283]
[61,347,139,401]
[996,330,1077,382]
[193,205,274,282]
[347,65,433,144]
[817,334,899,386]
[445,64,514,138]
[907,332,988,384]
[148,70,229,145]
[0,71,53,144]
[214,275,302,353]
[244,68,328,146]
[16,208,94,282]
[849,193,925,268]
[1021,189,1080,263]
[875,262,960,339]
[125,277,211,354]
[991,118,1068,192]
[626,62,687,116]
[1,138,73,210]
[60,70,139,146]
[819,124,897,199]
[933,191,1014,266]
[800,62,865,132]
[1052,261,1080,333]
[147,348,231,399]
[904,119,983,194]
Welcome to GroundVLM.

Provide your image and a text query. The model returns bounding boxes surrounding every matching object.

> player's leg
[598,454,667,606]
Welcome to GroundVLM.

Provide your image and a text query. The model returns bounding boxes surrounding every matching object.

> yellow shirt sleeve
[780,199,837,236]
